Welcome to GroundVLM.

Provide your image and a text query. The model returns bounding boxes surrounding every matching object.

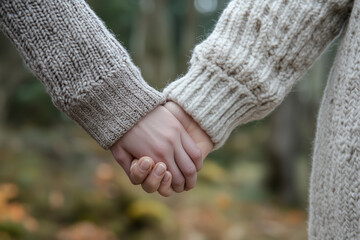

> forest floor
[0,125,308,240]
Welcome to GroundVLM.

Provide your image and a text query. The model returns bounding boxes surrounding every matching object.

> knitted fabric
[0,0,165,149]
[1,0,359,238]
[165,0,359,239]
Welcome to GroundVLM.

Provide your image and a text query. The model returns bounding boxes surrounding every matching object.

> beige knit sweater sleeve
[0,0,165,149]
[164,0,353,149]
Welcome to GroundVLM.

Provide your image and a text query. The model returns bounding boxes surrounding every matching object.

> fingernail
[162,172,171,183]
[140,158,151,172]
[130,161,137,171]
[155,163,166,177]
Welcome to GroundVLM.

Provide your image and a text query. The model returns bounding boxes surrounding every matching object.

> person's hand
[110,105,202,193]
[164,101,213,160]
[130,157,173,197]
[129,101,214,196]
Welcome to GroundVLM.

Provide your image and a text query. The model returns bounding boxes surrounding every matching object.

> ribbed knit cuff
[0,0,166,149]
[164,0,352,150]
[164,64,261,150]
[67,68,165,149]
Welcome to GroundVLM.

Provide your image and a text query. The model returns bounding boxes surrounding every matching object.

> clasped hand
[110,102,213,196]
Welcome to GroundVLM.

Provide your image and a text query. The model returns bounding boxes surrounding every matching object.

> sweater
[1,0,359,238]
[0,0,165,149]
[164,0,359,239]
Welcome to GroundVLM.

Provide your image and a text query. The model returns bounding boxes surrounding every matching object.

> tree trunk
[131,0,175,89]
[266,93,300,205]
[179,0,198,73]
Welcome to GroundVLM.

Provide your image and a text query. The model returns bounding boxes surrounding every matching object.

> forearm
[0,0,165,149]
[164,0,353,149]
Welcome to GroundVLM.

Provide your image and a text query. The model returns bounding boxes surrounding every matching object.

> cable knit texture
[165,0,353,149]
[165,0,359,239]
[0,0,165,149]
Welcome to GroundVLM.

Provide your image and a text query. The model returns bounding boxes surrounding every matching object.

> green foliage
[0,221,27,238]
[88,0,140,47]
[0,0,337,239]
[6,78,61,127]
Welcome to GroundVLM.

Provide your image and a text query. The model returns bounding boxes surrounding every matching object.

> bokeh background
[0,0,339,239]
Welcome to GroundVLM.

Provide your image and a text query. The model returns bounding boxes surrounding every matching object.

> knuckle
[183,165,197,177]
[172,176,185,188]
[164,132,177,145]
[153,145,168,160]
[173,187,183,193]
[192,149,202,161]
[155,151,167,161]
[159,190,172,197]
[130,178,140,185]
[131,175,142,185]
[142,184,156,193]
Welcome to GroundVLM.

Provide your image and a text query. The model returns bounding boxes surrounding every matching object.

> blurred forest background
[0,0,339,239]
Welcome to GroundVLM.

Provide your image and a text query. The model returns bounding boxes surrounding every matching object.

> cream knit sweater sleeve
[164,0,353,149]
[0,0,165,149]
